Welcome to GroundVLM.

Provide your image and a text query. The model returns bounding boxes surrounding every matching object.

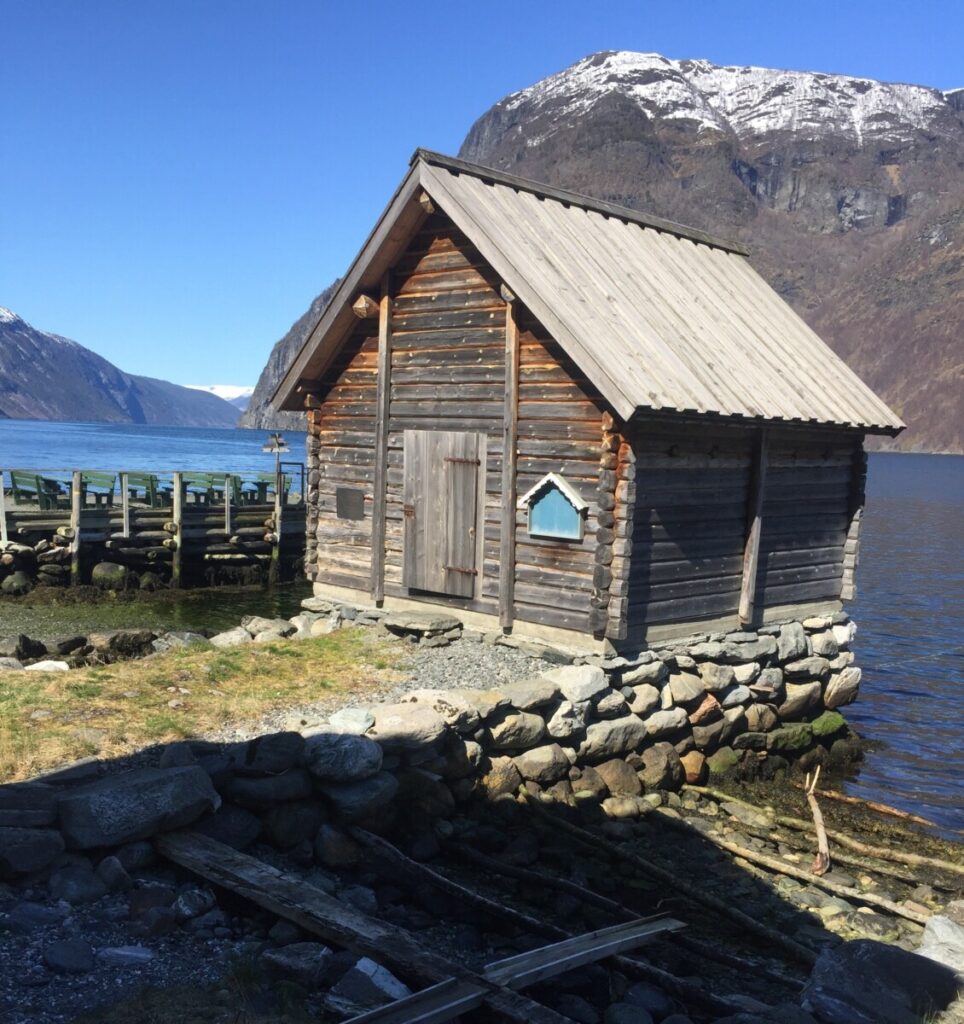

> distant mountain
[187,384,255,412]
[240,281,338,430]
[0,307,240,427]
[246,53,963,451]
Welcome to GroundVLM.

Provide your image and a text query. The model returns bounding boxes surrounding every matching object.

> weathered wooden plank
[740,430,768,626]
[370,274,392,602]
[500,295,520,628]
[154,832,570,1024]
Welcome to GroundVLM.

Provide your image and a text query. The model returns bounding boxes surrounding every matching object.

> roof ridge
[411,148,749,256]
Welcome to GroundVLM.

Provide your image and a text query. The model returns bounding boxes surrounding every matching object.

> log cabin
[273,150,903,654]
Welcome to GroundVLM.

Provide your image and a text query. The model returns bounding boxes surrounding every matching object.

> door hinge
[403,504,415,518]
[444,565,478,576]
[444,457,481,466]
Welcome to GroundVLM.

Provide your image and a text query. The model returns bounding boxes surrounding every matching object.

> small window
[518,473,587,541]
[336,487,365,521]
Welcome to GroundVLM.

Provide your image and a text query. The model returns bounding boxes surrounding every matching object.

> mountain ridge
[0,307,241,428]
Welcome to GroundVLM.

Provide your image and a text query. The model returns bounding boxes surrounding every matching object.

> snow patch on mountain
[0,307,20,324]
[503,51,954,148]
[187,384,254,412]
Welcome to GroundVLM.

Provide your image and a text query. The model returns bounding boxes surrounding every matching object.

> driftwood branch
[684,785,964,877]
[789,781,941,829]
[654,809,928,924]
[805,767,831,876]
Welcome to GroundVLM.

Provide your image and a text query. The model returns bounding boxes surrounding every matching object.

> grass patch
[0,628,403,781]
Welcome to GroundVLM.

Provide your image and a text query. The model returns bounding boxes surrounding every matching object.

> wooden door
[403,430,480,598]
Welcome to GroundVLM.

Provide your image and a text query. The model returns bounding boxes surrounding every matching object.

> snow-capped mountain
[492,52,959,148]
[0,308,241,427]
[457,51,964,453]
[187,384,255,412]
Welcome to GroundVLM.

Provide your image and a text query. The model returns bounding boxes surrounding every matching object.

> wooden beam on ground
[352,294,380,319]
[738,429,768,626]
[500,293,520,628]
[370,271,392,603]
[154,831,572,1024]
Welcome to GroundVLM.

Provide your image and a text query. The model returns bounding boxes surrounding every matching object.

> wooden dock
[0,465,306,590]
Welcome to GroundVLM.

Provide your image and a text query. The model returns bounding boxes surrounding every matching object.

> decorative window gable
[517,472,588,541]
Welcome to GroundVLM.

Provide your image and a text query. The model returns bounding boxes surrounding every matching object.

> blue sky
[1,0,960,387]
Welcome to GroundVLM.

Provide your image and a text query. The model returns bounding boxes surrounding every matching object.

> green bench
[9,471,69,510]
[81,472,116,508]
[126,472,172,509]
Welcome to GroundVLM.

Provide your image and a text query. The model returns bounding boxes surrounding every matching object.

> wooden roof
[274,150,904,434]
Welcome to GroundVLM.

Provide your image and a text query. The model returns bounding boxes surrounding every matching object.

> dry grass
[0,629,402,781]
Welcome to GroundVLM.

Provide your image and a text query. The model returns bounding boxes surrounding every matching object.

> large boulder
[545,699,589,740]
[801,939,958,1024]
[57,766,220,848]
[367,703,448,752]
[783,656,831,681]
[594,758,642,796]
[303,733,383,782]
[638,743,684,791]
[209,627,252,648]
[578,716,646,762]
[235,732,304,776]
[667,672,704,704]
[499,678,560,712]
[488,709,547,749]
[778,681,823,720]
[398,689,480,732]
[223,769,313,809]
[542,665,610,704]
[1,572,34,595]
[918,913,964,975]
[0,782,57,827]
[0,827,64,878]
[91,562,130,589]
[824,667,861,709]
[240,615,296,637]
[626,684,660,716]
[480,756,523,798]
[382,611,461,637]
[320,772,399,822]
[776,622,809,662]
[641,707,688,738]
[622,660,668,686]
[513,744,570,784]
[87,629,156,659]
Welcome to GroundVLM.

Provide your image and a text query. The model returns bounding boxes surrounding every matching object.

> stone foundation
[0,605,862,879]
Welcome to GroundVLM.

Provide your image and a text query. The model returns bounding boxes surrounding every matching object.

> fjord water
[0,422,961,828]
[847,452,963,832]
[0,419,307,474]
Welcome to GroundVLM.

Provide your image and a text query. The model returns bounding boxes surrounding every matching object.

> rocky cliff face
[0,307,240,427]
[459,52,964,452]
[239,282,339,430]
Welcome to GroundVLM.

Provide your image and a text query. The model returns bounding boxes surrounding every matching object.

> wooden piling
[171,472,184,588]
[69,470,82,587]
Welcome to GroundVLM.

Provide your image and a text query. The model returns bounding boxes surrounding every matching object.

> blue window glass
[529,484,582,540]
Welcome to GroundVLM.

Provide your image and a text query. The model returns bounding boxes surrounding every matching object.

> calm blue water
[847,452,963,832]
[0,419,307,475]
[0,423,961,828]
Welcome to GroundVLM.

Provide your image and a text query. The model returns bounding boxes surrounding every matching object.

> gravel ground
[215,630,557,743]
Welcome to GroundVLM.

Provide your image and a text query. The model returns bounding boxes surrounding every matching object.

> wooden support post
[171,472,184,589]
[499,287,519,629]
[269,468,283,585]
[120,472,131,538]
[0,471,7,546]
[371,271,392,603]
[738,430,768,627]
[224,473,232,537]
[69,470,82,587]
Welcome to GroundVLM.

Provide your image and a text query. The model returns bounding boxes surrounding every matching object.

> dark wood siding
[622,421,752,633]
[306,328,379,592]
[753,433,856,609]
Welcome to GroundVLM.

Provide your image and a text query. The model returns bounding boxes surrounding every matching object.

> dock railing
[0,464,306,588]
